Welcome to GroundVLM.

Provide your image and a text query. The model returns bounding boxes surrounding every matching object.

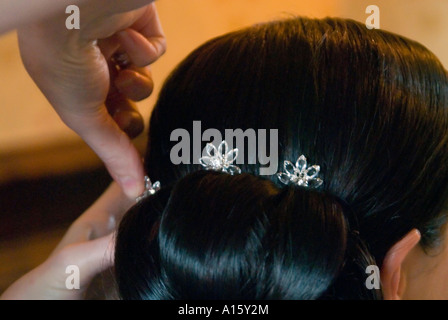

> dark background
[0,167,112,294]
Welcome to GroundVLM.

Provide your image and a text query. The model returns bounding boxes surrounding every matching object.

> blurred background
[1,0,447,295]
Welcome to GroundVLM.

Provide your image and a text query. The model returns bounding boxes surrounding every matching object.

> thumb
[70,107,145,199]
[60,233,116,288]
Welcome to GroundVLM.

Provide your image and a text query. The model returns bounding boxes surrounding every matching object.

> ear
[381,229,421,300]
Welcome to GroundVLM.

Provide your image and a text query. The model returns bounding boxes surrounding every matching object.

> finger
[115,66,154,101]
[79,233,116,276]
[55,234,116,289]
[116,3,166,67]
[70,107,146,199]
[102,3,166,67]
[131,3,166,49]
[97,35,121,60]
[106,92,145,139]
[52,183,134,254]
[81,182,135,226]
[1,233,116,300]
[106,59,145,138]
[116,28,165,67]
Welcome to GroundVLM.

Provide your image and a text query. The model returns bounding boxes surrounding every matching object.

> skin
[0,0,88,34]
[0,182,134,300]
[3,0,166,199]
[3,211,447,299]
[2,0,447,299]
[381,223,448,299]
[400,226,448,299]
[0,0,166,300]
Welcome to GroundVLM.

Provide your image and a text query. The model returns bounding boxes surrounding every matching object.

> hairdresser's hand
[0,183,134,300]
[17,1,166,199]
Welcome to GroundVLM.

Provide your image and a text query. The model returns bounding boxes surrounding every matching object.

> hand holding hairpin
[199,140,241,175]
[277,155,323,188]
[136,176,161,202]
[111,51,132,69]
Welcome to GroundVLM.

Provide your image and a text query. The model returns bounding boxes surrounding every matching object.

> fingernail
[113,110,144,139]
[120,176,144,199]
[117,76,134,88]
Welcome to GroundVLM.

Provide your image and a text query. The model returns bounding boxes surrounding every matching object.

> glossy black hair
[115,17,448,299]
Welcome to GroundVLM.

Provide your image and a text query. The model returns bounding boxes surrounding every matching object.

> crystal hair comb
[277,155,323,188]
[136,176,161,203]
[199,140,241,175]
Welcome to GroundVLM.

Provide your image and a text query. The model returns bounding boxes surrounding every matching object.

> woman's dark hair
[115,17,448,299]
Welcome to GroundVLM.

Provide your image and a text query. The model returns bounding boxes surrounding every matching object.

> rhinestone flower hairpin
[199,140,241,175]
[136,176,161,203]
[135,145,323,202]
[277,155,323,188]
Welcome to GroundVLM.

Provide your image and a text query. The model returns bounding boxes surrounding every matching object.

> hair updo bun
[115,170,380,299]
[116,16,448,300]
